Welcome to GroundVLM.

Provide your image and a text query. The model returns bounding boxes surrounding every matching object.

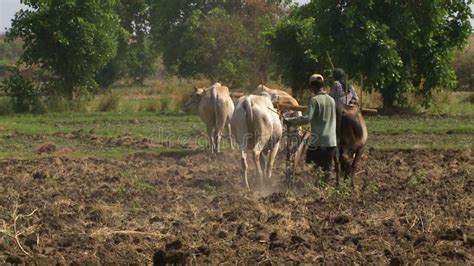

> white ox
[231,94,282,189]
[183,83,234,153]
[253,85,302,149]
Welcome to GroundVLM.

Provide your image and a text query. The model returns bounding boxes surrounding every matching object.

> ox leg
[241,150,249,189]
[253,151,264,187]
[207,126,215,154]
[351,148,363,187]
[215,130,222,153]
[334,150,341,187]
[228,123,234,150]
[260,151,268,179]
[266,142,280,182]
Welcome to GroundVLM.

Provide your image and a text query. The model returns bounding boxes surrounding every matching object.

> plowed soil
[0,149,472,264]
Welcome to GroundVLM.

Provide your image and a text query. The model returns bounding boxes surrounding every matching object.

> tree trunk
[382,84,398,108]
[64,80,75,101]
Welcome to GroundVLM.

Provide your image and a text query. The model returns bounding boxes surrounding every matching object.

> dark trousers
[305,146,337,174]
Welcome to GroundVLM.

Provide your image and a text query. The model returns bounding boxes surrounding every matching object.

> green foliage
[453,35,474,91]
[97,92,120,112]
[95,31,129,89]
[7,0,120,99]
[148,0,289,89]
[0,97,14,115]
[367,181,380,194]
[0,36,23,66]
[97,0,157,88]
[263,7,320,96]
[0,67,45,113]
[175,8,252,87]
[267,0,473,107]
[159,96,174,112]
[138,99,159,112]
[45,97,89,113]
[126,39,157,85]
[407,172,426,190]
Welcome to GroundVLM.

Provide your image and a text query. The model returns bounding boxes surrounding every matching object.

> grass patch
[407,171,427,191]
[0,112,471,160]
[366,115,474,134]
[0,112,202,159]
[96,92,120,112]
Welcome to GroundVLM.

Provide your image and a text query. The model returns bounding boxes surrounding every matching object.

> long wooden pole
[276,103,378,115]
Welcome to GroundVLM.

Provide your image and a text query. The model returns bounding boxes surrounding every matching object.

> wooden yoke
[276,103,307,112]
[277,103,378,115]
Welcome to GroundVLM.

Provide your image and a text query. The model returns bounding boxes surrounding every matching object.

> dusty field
[0,148,472,264]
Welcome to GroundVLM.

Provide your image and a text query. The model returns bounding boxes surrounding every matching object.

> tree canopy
[3,0,472,108]
[267,0,473,106]
[7,0,121,99]
[148,0,291,89]
[97,0,157,87]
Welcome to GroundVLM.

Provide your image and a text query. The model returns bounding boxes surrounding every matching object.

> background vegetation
[0,0,472,114]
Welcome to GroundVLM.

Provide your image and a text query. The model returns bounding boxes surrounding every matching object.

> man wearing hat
[330,68,359,106]
[284,74,337,180]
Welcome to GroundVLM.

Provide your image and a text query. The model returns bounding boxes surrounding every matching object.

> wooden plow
[229,90,377,187]
[276,103,377,187]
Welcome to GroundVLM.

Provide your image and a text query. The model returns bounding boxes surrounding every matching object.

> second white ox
[231,94,283,189]
[183,83,234,153]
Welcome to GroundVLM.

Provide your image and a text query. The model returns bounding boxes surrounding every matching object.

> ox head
[183,86,204,114]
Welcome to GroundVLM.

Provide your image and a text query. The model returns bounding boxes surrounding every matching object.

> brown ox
[336,105,368,186]
[183,83,234,153]
[253,84,299,108]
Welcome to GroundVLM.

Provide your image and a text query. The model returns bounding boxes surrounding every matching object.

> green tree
[453,35,474,91]
[127,38,156,85]
[264,5,320,97]
[1,67,44,113]
[268,0,473,107]
[97,0,157,88]
[7,0,120,99]
[173,8,253,88]
[119,0,156,85]
[148,0,291,89]
[95,29,129,89]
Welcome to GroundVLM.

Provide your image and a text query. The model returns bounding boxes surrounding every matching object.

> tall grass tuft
[138,99,159,112]
[46,97,89,113]
[159,97,174,112]
[0,97,14,115]
[97,92,120,112]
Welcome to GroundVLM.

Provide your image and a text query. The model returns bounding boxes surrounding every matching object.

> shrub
[0,97,14,115]
[159,97,174,112]
[0,67,45,113]
[138,99,159,112]
[453,36,474,91]
[45,97,89,113]
[97,92,120,112]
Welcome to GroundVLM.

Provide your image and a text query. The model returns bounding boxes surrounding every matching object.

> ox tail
[242,96,254,136]
[210,87,219,130]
